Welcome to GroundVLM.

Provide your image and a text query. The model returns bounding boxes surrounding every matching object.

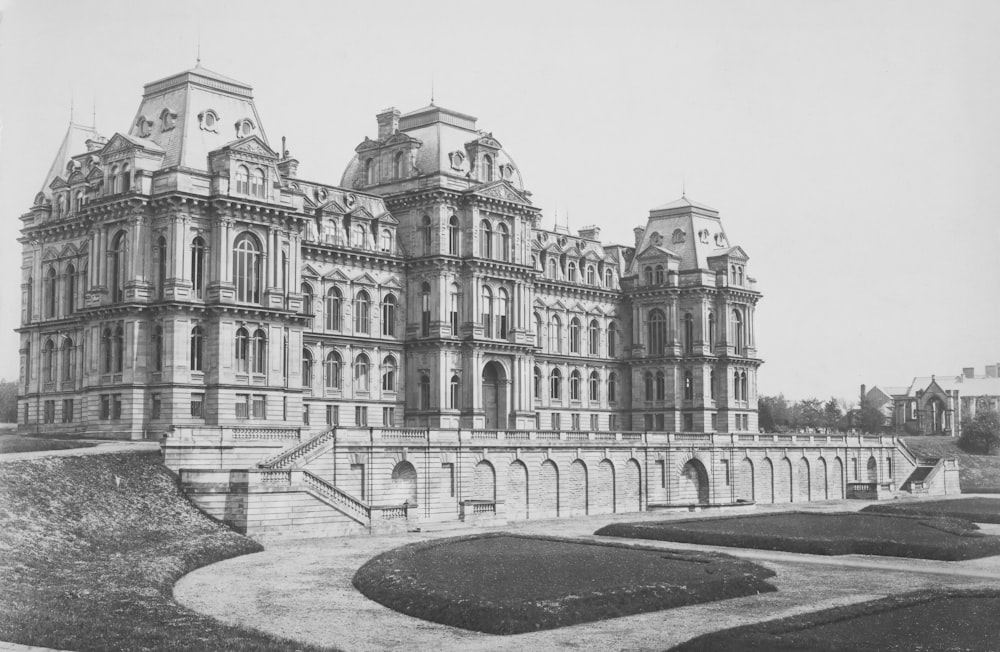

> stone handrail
[301,470,370,524]
[378,428,426,440]
[232,427,302,441]
[259,427,336,469]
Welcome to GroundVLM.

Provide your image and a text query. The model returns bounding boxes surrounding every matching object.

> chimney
[376,107,401,140]
[578,225,601,241]
[963,367,975,379]
[987,365,999,379]
[633,226,645,248]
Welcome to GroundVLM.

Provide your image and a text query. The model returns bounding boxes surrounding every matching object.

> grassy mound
[352,533,776,634]
[0,451,333,651]
[903,436,1000,492]
[0,433,97,454]
[596,512,1000,560]
[863,497,1000,523]
[670,588,1000,651]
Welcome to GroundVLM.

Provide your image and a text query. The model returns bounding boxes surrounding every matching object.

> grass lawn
[0,433,97,454]
[352,533,777,635]
[863,497,1000,524]
[0,451,334,651]
[904,436,1000,492]
[596,512,1000,560]
[670,588,1000,651]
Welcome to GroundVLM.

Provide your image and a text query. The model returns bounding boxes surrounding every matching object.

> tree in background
[959,409,1000,455]
[824,397,843,432]
[758,395,791,432]
[858,400,888,433]
[798,398,825,430]
[0,380,17,423]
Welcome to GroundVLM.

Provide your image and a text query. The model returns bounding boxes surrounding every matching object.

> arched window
[732,309,745,355]
[382,294,397,337]
[549,368,562,399]
[364,158,374,185]
[24,276,33,325]
[421,283,431,336]
[481,286,493,338]
[588,319,600,355]
[354,353,370,392]
[113,325,124,374]
[43,339,55,384]
[549,315,562,353]
[683,313,694,354]
[191,236,206,299]
[153,325,164,371]
[684,370,694,400]
[656,371,666,401]
[379,229,392,252]
[190,326,203,372]
[419,374,431,410]
[733,370,742,400]
[648,309,667,355]
[110,230,127,303]
[394,151,405,179]
[109,165,119,194]
[448,215,460,255]
[62,338,74,382]
[325,351,343,389]
[548,258,558,279]
[101,328,113,373]
[325,287,342,331]
[483,154,493,182]
[586,265,596,285]
[302,348,314,388]
[644,372,654,401]
[382,356,397,392]
[569,317,581,353]
[497,223,510,262]
[64,264,76,316]
[45,267,57,319]
[654,265,665,285]
[644,267,654,286]
[354,290,370,334]
[708,312,716,348]
[353,224,367,249]
[741,371,749,402]
[607,321,618,357]
[233,233,261,303]
[235,327,249,373]
[497,288,509,338]
[155,235,167,298]
[480,220,493,258]
[533,366,542,400]
[710,369,717,399]
[589,371,600,403]
[449,283,460,335]
[570,370,582,401]
[604,268,614,288]
[450,374,460,409]
[534,312,544,346]
[421,215,433,253]
[300,283,314,318]
[120,163,131,193]
[75,190,84,212]
[608,372,617,403]
[250,168,265,197]
[251,329,267,374]
[567,262,577,283]
[235,165,250,194]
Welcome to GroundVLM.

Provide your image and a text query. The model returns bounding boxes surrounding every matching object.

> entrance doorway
[482,361,507,430]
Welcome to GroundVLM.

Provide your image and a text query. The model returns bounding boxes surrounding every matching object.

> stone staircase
[258,427,336,469]
[901,457,942,494]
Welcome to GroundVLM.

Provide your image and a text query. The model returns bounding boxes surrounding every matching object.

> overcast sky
[1,0,998,402]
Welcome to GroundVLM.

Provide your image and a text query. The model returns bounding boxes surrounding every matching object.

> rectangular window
[190,393,204,418]
[590,414,599,431]
[100,394,110,420]
[443,463,455,497]
[383,406,395,426]
[571,413,580,431]
[722,459,730,485]
[236,394,250,419]
[683,413,693,431]
[111,394,122,420]
[657,459,666,488]
[43,400,55,424]
[252,395,266,419]
[644,413,654,431]
[654,413,665,431]
[355,406,368,426]
[62,398,73,423]
[283,396,288,421]
[326,404,339,426]
[853,458,859,481]
[609,414,618,431]
[151,394,162,420]
[710,413,717,431]
[551,413,561,431]
[303,405,310,425]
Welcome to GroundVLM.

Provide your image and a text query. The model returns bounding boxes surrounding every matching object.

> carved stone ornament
[714,232,727,247]
[448,151,466,171]
[134,116,153,138]
[160,108,178,132]
[480,184,525,204]
[198,110,219,133]
[650,232,663,246]
[671,228,686,244]
[344,193,358,208]
[699,229,710,244]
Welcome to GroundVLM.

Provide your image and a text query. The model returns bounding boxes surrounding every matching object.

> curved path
[175,500,1000,651]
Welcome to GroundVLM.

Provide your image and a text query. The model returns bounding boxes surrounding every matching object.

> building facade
[882,365,1000,436]
[17,66,763,439]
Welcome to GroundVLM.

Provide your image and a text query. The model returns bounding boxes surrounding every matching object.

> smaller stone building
[878,364,1000,436]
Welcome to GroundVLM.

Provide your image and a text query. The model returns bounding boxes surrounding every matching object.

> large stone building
[17,65,762,438]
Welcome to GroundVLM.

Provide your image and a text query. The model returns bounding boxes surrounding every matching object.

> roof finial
[430,75,435,106]
[682,175,686,198]
[196,29,201,66]
[92,97,97,129]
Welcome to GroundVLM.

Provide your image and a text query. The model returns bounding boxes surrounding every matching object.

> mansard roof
[38,121,102,199]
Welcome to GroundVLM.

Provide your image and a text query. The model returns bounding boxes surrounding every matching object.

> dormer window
[482,154,494,182]
[364,158,375,185]
[393,151,405,180]
[135,116,152,138]
[235,165,250,194]
[235,118,255,138]
[672,229,686,244]
[250,168,265,198]
[198,110,219,132]
[159,108,177,131]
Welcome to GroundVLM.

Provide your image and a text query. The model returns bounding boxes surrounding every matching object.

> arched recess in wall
[594,459,615,515]
[832,457,845,499]
[679,458,710,505]
[621,459,641,513]
[538,459,559,519]
[738,457,754,503]
[390,461,418,504]
[566,459,588,517]
[507,460,529,521]
[797,457,811,502]
[473,460,496,501]
[482,361,507,431]
[867,456,879,483]
[815,457,828,500]
[759,458,774,504]
[777,457,793,503]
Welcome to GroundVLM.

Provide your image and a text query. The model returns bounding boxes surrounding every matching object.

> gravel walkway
[175,500,1000,651]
